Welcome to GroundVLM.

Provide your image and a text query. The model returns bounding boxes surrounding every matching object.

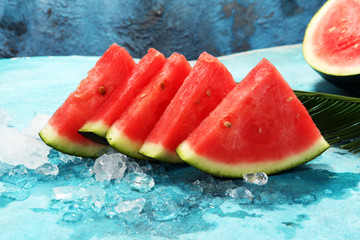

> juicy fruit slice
[78,48,166,143]
[177,59,329,178]
[139,52,237,163]
[107,53,192,159]
[39,44,136,157]
[303,0,360,91]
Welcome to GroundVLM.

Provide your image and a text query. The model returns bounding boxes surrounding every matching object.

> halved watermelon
[139,52,237,163]
[303,0,360,91]
[39,44,136,157]
[177,59,330,178]
[106,53,192,159]
[78,48,166,144]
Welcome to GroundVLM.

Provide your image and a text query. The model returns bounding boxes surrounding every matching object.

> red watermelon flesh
[303,0,360,76]
[78,48,166,143]
[139,52,237,163]
[106,53,192,159]
[39,44,136,157]
[177,58,329,177]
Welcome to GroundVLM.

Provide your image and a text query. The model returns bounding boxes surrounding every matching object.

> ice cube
[190,180,203,193]
[48,150,83,167]
[1,164,28,184]
[152,198,180,222]
[91,198,105,213]
[127,173,155,193]
[93,153,127,182]
[0,162,13,178]
[0,126,50,169]
[115,198,146,214]
[22,113,50,138]
[243,172,268,185]
[227,186,253,204]
[0,182,29,201]
[35,163,59,180]
[1,164,38,188]
[126,160,143,174]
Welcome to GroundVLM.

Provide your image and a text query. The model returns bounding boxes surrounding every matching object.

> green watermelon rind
[176,137,330,178]
[106,127,151,160]
[139,142,184,164]
[39,123,108,158]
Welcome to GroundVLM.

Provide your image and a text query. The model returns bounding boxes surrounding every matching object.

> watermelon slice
[106,53,192,159]
[139,52,237,163]
[177,59,330,178]
[39,44,136,157]
[78,48,166,144]
[302,0,360,91]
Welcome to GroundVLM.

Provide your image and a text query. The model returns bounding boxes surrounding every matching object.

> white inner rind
[78,120,110,138]
[39,123,108,158]
[303,0,360,76]
[139,142,184,164]
[177,137,330,178]
[106,127,150,160]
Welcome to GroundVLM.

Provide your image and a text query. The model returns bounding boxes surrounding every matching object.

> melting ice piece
[1,164,38,188]
[127,173,155,193]
[0,162,13,178]
[35,163,59,180]
[93,153,127,182]
[0,182,29,201]
[243,172,268,185]
[152,198,180,221]
[227,186,253,204]
[115,198,146,214]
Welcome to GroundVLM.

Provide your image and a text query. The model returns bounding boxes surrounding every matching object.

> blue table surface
[0,44,359,240]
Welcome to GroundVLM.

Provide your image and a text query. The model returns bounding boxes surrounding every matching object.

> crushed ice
[2,111,332,230]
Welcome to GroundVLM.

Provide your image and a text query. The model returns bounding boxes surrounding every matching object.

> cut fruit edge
[78,120,110,145]
[39,123,108,158]
[176,137,330,178]
[302,0,360,76]
[139,142,184,164]
[106,127,151,160]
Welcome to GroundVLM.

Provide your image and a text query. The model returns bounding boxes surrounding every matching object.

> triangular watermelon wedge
[78,48,166,144]
[139,52,237,163]
[39,44,136,157]
[177,59,330,178]
[106,53,192,159]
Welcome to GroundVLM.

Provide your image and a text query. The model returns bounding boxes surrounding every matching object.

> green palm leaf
[295,90,360,153]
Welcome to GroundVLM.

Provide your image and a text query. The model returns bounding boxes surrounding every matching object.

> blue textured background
[0,0,326,59]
